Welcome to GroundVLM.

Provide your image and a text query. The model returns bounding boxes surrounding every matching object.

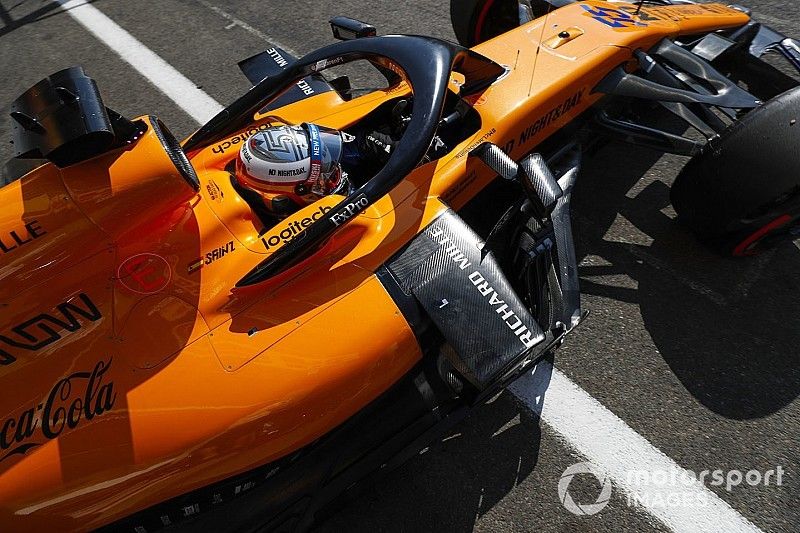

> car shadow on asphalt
[0,0,102,39]
[316,389,544,532]
[319,128,800,531]
[574,138,800,420]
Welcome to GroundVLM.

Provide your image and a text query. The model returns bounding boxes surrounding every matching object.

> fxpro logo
[261,205,332,250]
[330,195,368,227]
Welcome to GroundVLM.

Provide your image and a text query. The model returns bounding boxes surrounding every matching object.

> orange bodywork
[0,2,749,529]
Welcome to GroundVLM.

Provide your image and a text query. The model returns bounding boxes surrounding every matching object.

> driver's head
[235,123,349,216]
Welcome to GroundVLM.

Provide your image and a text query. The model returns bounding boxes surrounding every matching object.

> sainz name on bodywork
[188,241,236,274]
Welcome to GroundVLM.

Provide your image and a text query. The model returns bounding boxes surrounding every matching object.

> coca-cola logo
[0,358,116,464]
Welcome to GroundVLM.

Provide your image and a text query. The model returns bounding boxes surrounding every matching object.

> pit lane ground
[1,1,798,531]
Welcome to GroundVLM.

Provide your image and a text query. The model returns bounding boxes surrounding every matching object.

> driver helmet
[235,123,351,215]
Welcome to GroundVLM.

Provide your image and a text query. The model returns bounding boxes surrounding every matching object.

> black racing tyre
[450,0,548,47]
[670,86,800,256]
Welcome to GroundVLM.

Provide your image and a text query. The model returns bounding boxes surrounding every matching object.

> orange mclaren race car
[2,1,799,531]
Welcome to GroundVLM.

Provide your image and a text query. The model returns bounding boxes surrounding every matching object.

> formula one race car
[1,1,798,531]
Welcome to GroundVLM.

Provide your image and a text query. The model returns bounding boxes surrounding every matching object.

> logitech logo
[261,205,332,250]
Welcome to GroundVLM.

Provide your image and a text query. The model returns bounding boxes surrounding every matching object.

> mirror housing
[329,16,377,41]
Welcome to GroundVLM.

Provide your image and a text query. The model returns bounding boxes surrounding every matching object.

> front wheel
[670,87,800,255]
[450,0,549,47]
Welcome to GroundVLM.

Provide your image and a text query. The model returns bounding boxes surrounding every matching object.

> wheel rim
[473,0,497,45]
[469,0,519,46]
[732,214,794,256]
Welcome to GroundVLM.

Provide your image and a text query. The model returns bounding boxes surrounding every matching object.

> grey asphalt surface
[1,1,799,532]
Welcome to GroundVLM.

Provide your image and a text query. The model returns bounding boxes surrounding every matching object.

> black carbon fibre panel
[471,143,517,180]
[384,231,441,290]
[386,210,544,390]
[519,153,562,213]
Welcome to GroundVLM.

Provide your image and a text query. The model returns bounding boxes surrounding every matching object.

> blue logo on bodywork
[580,5,648,28]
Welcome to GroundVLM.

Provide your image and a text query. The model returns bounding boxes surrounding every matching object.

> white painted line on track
[194,0,302,58]
[57,0,224,124]
[511,362,763,533]
[57,4,764,532]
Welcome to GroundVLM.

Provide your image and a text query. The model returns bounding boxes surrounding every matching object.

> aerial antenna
[527,0,553,98]
[634,0,645,16]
